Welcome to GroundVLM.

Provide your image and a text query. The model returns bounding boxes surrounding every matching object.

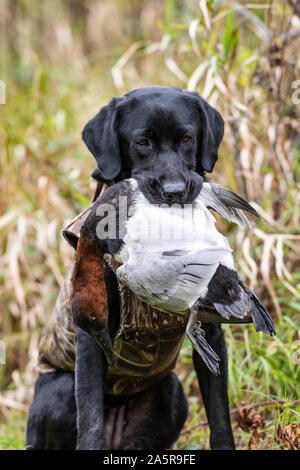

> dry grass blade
[0,212,17,231]
[241,236,258,290]
[112,41,143,90]
[7,232,27,319]
[0,395,29,413]
[189,19,201,58]
[274,238,300,298]
[187,61,209,91]
[165,57,188,83]
[199,0,211,31]
[260,235,282,318]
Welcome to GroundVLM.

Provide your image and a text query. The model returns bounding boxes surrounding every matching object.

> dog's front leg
[192,322,235,450]
[75,327,107,450]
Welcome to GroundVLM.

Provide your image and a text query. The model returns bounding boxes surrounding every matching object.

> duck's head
[63,230,118,366]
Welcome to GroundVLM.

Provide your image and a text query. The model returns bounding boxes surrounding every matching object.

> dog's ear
[62,230,79,250]
[194,94,224,173]
[82,98,121,182]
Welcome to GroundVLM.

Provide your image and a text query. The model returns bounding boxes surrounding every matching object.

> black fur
[83,86,224,204]
[27,339,188,450]
[193,323,235,450]
[27,87,234,450]
[26,371,77,450]
[82,98,121,182]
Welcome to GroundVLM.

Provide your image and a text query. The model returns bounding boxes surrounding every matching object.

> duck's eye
[182,135,192,143]
[136,138,150,146]
[89,312,96,323]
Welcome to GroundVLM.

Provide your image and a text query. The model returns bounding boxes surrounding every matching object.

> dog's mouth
[134,173,203,205]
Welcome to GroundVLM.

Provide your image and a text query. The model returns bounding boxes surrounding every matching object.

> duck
[64,178,276,375]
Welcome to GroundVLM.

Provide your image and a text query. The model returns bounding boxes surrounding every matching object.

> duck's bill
[91,328,114,366]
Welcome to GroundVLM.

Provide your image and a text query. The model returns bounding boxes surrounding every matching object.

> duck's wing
[160,244,231,309]
[201,264,250,320]
[195,265,276,336]
[194,304,252,324]
[186,309,220,375]
[117,248,222,314]
[238,278,276,336]
[199,183,260,229]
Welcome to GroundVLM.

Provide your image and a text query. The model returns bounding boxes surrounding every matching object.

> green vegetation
[0,412,26,450]
[0,0,299,450]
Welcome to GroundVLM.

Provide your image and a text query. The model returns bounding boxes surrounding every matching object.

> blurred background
[0,0,299,450]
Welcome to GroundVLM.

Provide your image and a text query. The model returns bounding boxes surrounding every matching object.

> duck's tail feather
[212,285,250,320]
[186,326,220,375]
[240,279,276,336]
[212,184,260,218]
[200,183,260,229]
[195,303,253,323]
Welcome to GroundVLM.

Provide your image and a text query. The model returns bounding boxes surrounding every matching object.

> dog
[26,86,235,450]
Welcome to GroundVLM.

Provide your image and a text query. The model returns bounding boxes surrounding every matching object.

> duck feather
[199,183,259,229]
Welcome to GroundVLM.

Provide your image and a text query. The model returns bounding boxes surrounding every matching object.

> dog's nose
[162,182,186,194]
[162,181,186,203]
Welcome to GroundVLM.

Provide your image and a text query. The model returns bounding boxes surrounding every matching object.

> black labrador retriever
[26,86,235,450]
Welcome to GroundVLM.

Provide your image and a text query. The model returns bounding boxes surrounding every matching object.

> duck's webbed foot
[186,307,220,376]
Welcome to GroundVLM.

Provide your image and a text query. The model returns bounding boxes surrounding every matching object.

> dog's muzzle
[161,181,187,203]
[136,172,203,205]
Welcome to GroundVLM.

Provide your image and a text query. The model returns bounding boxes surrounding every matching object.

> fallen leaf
[275,423,300,450]
[236,406,264,450]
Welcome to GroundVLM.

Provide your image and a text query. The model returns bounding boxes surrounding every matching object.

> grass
[1,316,299,450]
[0,412,27,450]
[174,314,300,449]
[0,0,299,450]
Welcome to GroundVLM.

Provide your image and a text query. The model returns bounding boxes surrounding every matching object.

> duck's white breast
[114,185,233,313]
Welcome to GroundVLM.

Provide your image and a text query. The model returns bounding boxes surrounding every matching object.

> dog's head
[83,86,224,204]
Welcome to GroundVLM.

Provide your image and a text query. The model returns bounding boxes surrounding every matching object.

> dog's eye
[182,135,192,143]
[136,138,150,146]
